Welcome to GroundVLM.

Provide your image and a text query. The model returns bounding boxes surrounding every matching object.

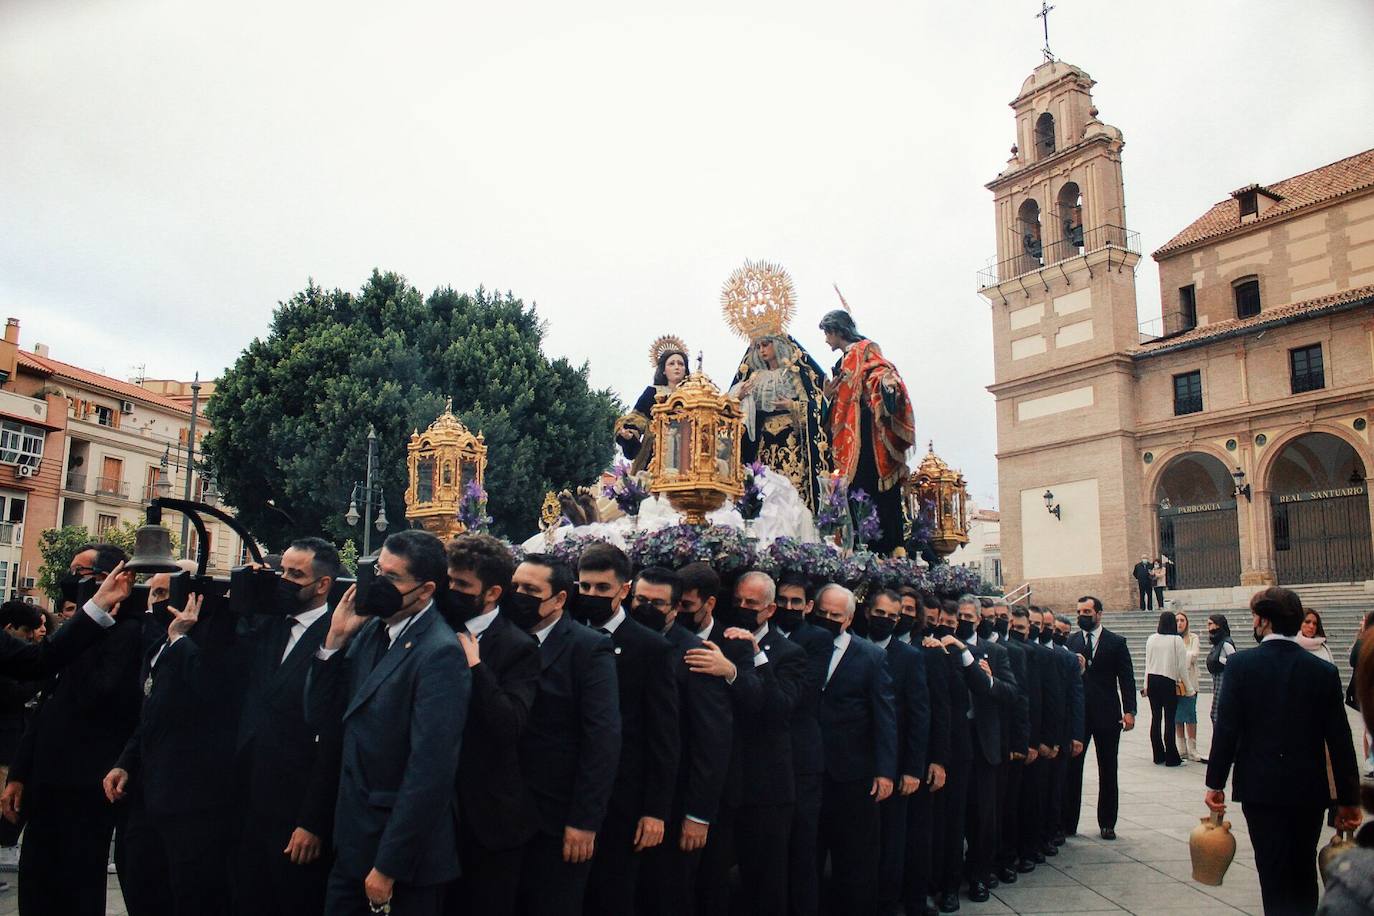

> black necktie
[1085,632,1094,667]
[269,617,293,664]
[370,623,392,672]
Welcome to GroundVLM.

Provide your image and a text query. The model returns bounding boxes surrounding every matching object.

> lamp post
[345,425,389,556]
[180,374,201,558]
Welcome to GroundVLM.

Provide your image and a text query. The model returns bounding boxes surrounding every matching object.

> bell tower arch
[978,60,1147,610]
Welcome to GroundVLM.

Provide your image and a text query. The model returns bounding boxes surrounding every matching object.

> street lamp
[1232,467,1252,502]
[345,425,389,555]
[1043,489,1062,520]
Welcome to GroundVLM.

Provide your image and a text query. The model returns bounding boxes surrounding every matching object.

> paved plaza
[0,694,1363,914]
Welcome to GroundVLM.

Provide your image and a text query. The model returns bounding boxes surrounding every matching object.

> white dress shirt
[315,602,432,660]
[600,608,626,635]
[282,603,329,662]
[465,606,500,639]
[824,630,851,687]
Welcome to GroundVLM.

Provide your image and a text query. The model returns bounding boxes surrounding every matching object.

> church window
[1290,344,1324,394]
[1035,112,1056,158]
[1017,199,1043,267]
[1233,277,1261,318]
[1173,371,1203,416]
[1178,284,1197,331]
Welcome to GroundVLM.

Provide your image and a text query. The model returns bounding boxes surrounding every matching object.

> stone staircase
[1103,583,1374,693]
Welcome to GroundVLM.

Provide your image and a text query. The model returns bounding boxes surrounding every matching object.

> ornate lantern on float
[404,398,488,539]
[906,441,970,557]
[647,369,745,525]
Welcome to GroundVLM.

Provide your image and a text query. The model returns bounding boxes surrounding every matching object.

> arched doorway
[1156,452,1241,589]
[1269,432,1373,583]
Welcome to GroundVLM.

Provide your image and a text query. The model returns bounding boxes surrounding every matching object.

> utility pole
[181,373,201,560]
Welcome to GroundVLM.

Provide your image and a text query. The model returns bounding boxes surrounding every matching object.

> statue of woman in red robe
[819,309,915,554]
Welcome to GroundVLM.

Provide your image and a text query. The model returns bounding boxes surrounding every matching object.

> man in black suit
[864,588,927,916]
[1009,606,1057,875]
[1065,596,1135,840]
[0,549,125,683]
[900,592,950,916]
[927,599,974,914]
[106,563,243,916]
[628,567,732,916]
[1131,557,1153,610]
[1205,586,1361,915]
[688,569,810,916]
[987,600,1033,886]
[4,544,141,916]
[306,530,471,916]
[233,537,344,916]
[1047,612,1085,851]
[812,584,896,915]
[509,554,621,916]
[774,572,829,916]
[945,596,1017,903]
[443,533,540,916]
[577,544,680,916]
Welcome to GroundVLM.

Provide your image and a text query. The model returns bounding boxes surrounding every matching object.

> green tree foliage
[37,523,184,601]
[203,271,620,549]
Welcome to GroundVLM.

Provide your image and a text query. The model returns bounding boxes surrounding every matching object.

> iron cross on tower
[1036,1,1055,62]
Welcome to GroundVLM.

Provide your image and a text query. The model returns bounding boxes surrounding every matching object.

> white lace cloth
[520,471,820,553]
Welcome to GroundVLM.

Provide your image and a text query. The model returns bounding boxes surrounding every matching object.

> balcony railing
[0,523,20,547]
[1292,370,1325,394]
[977,224,1141,289]
[1173,395,1204,416]
[94,476,129,499]
[64,471,88,493]
[1139,309,1199,343]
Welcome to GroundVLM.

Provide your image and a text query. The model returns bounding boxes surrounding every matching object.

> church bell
[124,522,182,574]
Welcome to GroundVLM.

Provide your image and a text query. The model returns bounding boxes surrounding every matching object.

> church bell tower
[979,60,1146,610]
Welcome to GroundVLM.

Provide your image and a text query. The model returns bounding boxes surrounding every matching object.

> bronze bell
[124,522,182,573]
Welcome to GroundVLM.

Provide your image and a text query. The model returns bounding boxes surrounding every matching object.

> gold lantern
[647,371,745,524]
[404,398,488,539]
[907,442,970,557]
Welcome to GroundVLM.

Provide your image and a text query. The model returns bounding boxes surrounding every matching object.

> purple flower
[627,524,757,574]
[604,465,651,517]
[848,489,881,546]
[736,462,767,521]
[457,479,493,532]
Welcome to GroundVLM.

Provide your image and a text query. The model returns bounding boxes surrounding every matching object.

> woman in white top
[1173,612,1202,761]
[1296,609,1336,665]
[1143,611,1188,766]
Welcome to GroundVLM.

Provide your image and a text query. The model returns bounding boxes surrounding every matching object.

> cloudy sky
[4,0,1372,507]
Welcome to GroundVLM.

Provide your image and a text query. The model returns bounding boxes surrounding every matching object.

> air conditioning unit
[121,400,135,413]
[19,577,35,590]
[16,463,37,478]
[20,596,37,606]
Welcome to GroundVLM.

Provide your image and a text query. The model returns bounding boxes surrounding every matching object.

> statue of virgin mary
[722,261,831,512]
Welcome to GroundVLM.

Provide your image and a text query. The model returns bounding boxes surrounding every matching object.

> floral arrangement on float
[602,465,652,525]
[456,480,493,533]
[547,532,613,569]
[627,524,758,575]
[848,489,881,548]
[735,462,767,534]
[758,537,845,584]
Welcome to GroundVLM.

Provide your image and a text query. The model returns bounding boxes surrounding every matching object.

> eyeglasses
[634,597,672,612]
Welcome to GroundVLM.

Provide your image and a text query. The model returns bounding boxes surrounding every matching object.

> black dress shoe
[1016,858,1037,873]
[937,891,961,913]
[1041,842,1058,857]
[968,881,990,903]
[1100,827,1117,840]
[997,866,1018,884]
[986,875,999,889]
[1032,851,1046,864]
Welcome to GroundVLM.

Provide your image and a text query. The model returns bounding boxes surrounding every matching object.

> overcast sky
[4,0,1372,508]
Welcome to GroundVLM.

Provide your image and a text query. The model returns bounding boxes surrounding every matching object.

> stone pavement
[0,695,1363,914]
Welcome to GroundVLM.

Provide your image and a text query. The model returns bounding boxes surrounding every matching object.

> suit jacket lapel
[268,610,332,697]
[824,639,858,691]
[345,610,437,719]
[540,615,575,672]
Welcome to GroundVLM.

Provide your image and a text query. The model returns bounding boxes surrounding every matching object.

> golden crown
[721,260,796,341]
[649,334,690,369]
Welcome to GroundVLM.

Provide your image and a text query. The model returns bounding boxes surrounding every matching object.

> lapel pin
[404,641,413,650]
[614,646,623,655]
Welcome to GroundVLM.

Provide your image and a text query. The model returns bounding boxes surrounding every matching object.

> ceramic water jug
[1190,810,1236,886]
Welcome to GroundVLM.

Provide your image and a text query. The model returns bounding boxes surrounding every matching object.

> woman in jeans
[1143,611,1188,766]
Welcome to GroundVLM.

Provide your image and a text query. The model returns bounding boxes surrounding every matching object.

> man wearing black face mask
[693,570,808,916]
[509,554,621,916]
[1047,612,1085,852]
[944,596,1017,903]
[5,543,141,916]
[987,600,1032,887]
[866,589,928,916]
[901,593,951,916]
[1008,605,1056,877]
[1065,596,1135,842]
[630,567,731,916]
[232,537,344,916]
[772,571,829,916]
[577,544,680,916]
[443,533,540,916]
[306,530,471,916]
